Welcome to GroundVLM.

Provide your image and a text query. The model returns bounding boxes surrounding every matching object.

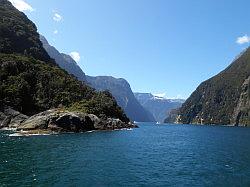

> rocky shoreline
[0,108,137,135]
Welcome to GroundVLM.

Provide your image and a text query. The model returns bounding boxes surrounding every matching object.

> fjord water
[1,123,250,186]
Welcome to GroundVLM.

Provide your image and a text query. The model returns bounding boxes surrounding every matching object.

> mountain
[0,0,129,123]
[40,35,86,81]
[86,76,156,122]
[176,48,250,126]
[0,0,51,63]
[134,93,185,123]
[40,36,155,122]
[163,108,180,124]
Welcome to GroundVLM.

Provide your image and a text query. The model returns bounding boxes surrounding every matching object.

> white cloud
[53,13,63,22]
[9,0,34,12]
[236,35,250,45]
[69,52,81,63]
[53,29,58,34]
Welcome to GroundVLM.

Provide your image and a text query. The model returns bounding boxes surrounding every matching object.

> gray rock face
[231,76,250,126]
[86,76,156,122]
[10,109,137,133]
[40,35,86,82]
[164,109,180,124]
[0,108,28,128]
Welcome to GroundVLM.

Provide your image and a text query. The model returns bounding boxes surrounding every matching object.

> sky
[9,0,250,99]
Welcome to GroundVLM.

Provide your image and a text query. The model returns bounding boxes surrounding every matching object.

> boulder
[0,107,28,128]
[16,109,137,133]
[17,109,59,130]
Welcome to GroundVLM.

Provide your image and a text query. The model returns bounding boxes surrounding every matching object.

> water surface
[1,123,250,186]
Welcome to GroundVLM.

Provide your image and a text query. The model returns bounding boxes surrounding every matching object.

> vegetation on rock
[0,0,51,62]
[0,54,129,122]
[0,0,129,123]
[177,48,250,126]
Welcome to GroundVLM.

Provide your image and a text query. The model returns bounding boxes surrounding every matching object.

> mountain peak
[0,3,51,62]
[134,92,184,122]
[40,35,86,81]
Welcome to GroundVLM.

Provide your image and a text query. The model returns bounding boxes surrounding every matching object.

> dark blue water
[1,123,250,186]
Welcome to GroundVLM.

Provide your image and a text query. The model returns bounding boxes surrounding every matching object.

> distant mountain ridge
[176,48,250,126]
[40,35,86,81]
[41,36,155,122]
[134,93,185,123]
[87,76,156,122]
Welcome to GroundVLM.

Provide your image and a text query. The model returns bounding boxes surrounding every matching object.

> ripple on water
[0,124,250,186]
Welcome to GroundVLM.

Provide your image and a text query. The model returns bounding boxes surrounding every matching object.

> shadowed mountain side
[40,36,155,122]
[86,76,156,122]
[177,48,250,126]
[0,0,51,62]
[40,35,86,82]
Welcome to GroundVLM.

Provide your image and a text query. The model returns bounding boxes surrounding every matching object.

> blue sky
[10,0,250,99]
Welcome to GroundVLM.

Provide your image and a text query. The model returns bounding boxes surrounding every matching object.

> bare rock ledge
[0,108,137,134]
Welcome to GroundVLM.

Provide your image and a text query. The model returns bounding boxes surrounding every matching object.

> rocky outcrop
[0,108,28,128]
[1,108,137,134]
